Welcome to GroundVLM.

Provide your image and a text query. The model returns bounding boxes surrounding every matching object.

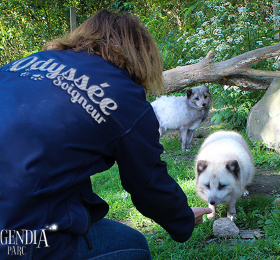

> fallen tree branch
[163,43,280,93]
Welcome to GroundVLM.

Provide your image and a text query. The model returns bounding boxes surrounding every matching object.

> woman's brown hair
[43,9,163,95]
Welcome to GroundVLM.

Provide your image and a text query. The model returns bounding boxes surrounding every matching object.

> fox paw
[207,213,216,220]
[227,213,237,221]
[243,190,249,196]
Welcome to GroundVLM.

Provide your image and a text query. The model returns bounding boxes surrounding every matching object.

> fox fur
[151,85,211,151]
[195,130,255,220]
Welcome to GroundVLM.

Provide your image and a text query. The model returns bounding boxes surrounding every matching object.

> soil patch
[247,168,280,197]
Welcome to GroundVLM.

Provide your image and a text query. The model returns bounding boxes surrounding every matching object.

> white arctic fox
[151,85,211,151]
[195,130,255,220]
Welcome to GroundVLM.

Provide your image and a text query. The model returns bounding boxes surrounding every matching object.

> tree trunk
[163,43,280,93]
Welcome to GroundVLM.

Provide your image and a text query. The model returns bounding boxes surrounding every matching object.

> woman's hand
[191,207,213,226]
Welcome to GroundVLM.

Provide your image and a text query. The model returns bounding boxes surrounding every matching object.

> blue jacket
[0,50,194,259]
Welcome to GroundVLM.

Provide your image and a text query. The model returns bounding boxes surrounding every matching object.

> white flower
[213,28,222,36]
[215,43,230,52]
[202,21,209,27]
[234,35,244,44]
[196,28,205,36]
[238,7,246,14]
[228,15,236,20]
[226,36,233,43]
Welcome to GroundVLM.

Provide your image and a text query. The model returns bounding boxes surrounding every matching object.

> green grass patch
[91,128,280,259]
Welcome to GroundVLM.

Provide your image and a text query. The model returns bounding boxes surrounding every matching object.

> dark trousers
[71,218,151,260]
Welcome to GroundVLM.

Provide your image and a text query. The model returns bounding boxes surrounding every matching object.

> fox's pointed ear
[186,88,193,98]
[197,160,208,175]
[226,160,240,179]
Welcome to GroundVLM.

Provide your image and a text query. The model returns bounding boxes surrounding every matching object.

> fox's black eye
[218,183,226,190]
[195,97,199,100]
[205,183,210,189]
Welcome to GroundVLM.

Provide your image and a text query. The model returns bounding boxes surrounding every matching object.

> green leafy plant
[252,140,280,169]
[210,85,265,129]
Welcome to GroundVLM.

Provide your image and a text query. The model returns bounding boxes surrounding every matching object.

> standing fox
[151,85,211,151]
[195,131,255,220]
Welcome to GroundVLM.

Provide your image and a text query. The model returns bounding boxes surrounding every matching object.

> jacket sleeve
[113,107,195,242]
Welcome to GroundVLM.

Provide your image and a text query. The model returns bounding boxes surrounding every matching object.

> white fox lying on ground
[195,130,255,220]
[151,85,211,151]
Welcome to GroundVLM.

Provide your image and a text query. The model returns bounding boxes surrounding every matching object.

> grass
[90,130,280,260]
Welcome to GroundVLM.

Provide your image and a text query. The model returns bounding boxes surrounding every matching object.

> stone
[247,78,280,153]
[213,217,240,238]
[239,229,264,239]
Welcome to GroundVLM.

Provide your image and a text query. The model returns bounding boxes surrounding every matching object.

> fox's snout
[207,195,220,206]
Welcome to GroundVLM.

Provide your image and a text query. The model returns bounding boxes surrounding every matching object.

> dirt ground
[248,168,280,197]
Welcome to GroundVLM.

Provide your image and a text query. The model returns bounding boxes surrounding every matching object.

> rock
[239,229,255,239]
[239,229,265,239]
[247,78,280,153]
[213,217,240,238]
